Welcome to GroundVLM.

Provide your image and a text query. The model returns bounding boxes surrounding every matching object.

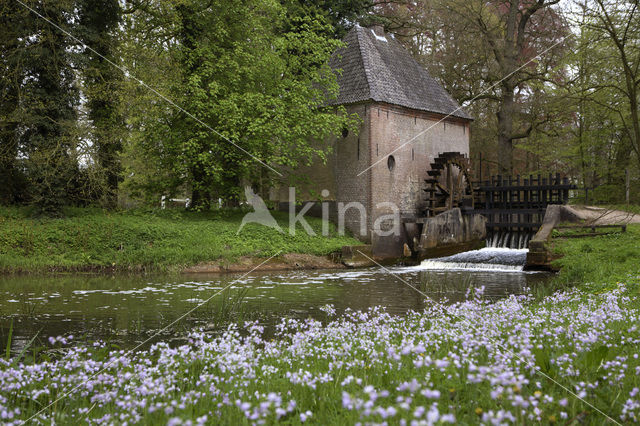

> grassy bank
[0,206,359,273]
[551,223,640,292]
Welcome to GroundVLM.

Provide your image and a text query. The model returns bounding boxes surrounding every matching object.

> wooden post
[516,175,520,232]
[524,177,530,227]
[446,163,453,210]
[585,187,589,205]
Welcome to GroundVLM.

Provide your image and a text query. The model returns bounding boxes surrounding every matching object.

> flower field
[2,284,640,425]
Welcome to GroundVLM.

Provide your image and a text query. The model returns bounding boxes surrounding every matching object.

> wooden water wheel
[423,152,474,217]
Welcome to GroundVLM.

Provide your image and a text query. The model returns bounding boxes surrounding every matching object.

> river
[0,248,550,355]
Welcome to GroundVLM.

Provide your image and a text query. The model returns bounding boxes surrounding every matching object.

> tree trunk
[79,0,123,208]
[0,122,19,204]
[627,81,640,173]
[496,83,515,174]
[190,165,210,210]
[0,80,19,203]
[97,136,122,208]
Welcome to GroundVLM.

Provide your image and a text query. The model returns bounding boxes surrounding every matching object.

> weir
[471,173,575,241]
[419,247,528,272]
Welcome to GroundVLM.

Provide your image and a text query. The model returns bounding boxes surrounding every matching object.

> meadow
[551,223,640,292]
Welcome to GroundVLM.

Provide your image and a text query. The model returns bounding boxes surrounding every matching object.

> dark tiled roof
[329,26,472,121]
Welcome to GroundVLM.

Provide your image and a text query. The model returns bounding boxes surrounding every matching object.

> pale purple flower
[300,410,312,422]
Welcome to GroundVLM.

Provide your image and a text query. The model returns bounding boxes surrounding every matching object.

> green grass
[551,223,640,293]
[0,206,359,273]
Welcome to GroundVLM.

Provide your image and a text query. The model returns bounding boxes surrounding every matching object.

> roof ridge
[353,26,373,101]
[328,25,472,120]
[385,35,463,113]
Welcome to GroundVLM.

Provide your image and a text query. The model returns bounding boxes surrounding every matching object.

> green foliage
[1,0,80,214]
[121,0,359,207]
[532,347,556,378]
[0,206,359,273]
[576,344,608,372]
[284,0,375,37]
[2,0,362,212]
[0,2,29,205]
[531,1,640,200]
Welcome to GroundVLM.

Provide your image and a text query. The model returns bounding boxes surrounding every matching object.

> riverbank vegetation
[552,223,640,292]
[2,218,639,423]
[0,206,358,273]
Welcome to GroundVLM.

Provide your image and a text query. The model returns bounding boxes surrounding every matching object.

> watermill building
[272,24,473,257]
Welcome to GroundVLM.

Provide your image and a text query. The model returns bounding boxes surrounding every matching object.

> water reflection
[0,265,549,354]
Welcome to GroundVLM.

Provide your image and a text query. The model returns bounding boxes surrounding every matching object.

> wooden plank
[486,222,542,229]
[555,224,627,231]
[473,208,546,214]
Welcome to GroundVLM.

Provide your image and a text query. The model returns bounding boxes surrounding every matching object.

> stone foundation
[416,208,486,260]
[526,205,584,270]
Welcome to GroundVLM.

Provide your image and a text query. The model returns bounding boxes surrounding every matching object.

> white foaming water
[419,260,524,272]
[418,247,528,272]
[487,231,533,249]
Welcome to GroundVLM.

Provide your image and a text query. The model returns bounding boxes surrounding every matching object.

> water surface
[0,251,549,354]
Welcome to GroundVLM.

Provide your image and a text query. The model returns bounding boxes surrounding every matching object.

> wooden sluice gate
[472,173,576,247]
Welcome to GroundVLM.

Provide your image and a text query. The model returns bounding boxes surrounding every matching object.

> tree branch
[510,123,533,141]
[516,0,560,51]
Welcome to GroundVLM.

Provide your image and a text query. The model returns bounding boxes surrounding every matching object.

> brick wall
[271,102,470,256]
[271,104,371,242]
[368,102,470,256]
[335,104,371,241]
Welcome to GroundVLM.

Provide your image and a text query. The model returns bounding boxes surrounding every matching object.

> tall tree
[77,0,124,207]
[488,0,562,174]
[0,1,27,204]
[585,0,640,172]
[380,0,567,174]
[121,0,357,208]
[17,0,80,214]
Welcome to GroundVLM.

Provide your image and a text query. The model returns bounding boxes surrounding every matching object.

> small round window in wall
[387,155,396,171]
